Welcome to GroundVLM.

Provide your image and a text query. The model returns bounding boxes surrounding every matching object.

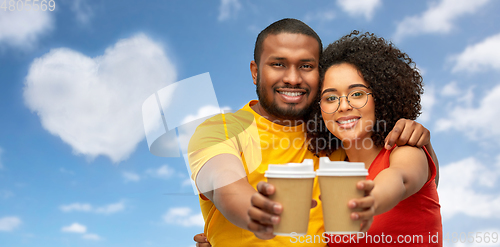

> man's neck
[250,101,303,127]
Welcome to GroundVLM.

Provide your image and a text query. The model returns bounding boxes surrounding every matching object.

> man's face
[252,33,320,121]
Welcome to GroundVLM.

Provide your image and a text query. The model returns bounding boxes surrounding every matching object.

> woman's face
[320,63,376,147]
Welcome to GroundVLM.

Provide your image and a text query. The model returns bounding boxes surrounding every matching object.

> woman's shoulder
[389,145,427,166]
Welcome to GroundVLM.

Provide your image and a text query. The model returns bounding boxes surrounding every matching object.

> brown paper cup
[265,159,315,236]
[319,176,365,234]
[316,159,368,234]
[267,177,314,235]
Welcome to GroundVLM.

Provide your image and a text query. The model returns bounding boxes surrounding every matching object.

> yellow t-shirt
[188,100,346,247]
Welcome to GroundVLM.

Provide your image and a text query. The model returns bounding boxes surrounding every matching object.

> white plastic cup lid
[316,157,368,176]
[265,159,316,178]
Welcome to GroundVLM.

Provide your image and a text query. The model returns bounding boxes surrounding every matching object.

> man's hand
[384,119,439,187]
[348,180,375,232]
[194,233,211,247]
[247,182,281,240]
[385,119,430,150]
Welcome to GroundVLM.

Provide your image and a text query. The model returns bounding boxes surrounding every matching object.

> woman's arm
[370,146,430,215]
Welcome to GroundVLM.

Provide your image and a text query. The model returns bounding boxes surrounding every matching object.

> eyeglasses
[319,89,372,114]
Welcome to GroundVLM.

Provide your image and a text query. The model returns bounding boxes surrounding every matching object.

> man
[189,18,437,247]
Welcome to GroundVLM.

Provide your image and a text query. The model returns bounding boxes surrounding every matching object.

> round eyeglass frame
[319,89,373,114]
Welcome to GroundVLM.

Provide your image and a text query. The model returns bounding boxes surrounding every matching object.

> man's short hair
[254,18,322,66]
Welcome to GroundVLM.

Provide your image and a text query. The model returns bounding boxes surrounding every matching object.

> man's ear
[250,61,258,85]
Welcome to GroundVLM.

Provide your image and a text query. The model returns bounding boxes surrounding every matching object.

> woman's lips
[336,116,360,129]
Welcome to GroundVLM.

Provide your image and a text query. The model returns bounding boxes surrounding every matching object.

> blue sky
[1,0,500,246]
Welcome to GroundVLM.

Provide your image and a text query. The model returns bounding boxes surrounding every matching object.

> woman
[307,31,442,246]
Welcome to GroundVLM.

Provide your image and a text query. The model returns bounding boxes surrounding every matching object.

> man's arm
[384,119,439,187]
[196,153,256,230]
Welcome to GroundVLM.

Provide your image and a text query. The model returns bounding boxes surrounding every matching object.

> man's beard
[255,74,312,121]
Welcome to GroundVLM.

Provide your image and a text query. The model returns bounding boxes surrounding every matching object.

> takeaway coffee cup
[264,159,316,236]
[317,158,368,234]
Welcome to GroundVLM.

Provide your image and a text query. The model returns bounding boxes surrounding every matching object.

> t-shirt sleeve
[187,114,243,182]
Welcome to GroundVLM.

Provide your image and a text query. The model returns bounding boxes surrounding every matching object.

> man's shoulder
[196,107,256,131]
[188,106,257,148]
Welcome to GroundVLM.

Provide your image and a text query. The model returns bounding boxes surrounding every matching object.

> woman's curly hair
[307,31,424,157]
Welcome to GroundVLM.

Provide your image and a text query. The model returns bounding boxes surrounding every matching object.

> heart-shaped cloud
[23,34,176,162]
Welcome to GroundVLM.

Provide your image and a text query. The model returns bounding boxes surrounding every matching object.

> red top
[328,147,442,246]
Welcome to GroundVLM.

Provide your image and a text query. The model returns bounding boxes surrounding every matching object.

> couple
[188,18,441,247]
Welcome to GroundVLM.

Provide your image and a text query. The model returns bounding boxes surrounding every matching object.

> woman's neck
[343,139,383,169]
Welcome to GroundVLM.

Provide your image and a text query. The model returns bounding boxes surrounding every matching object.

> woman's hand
[194,233,211,247]
[348,180,375,232]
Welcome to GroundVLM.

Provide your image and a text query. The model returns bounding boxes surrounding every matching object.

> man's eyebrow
[300,58,316,63]
[267,57,317,62]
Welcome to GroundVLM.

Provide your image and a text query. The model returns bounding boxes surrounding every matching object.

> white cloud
[94,201,125,214]
[70,0,94,25]
[441,81,461,97]
[393,0,491,41]
[145,165,174,179]
[441,82,475,108]
[418,85,436,123]
[304,10,336,23]
[0,216,22,232]
[218,0,241,21]
[451,33,500,73]
[123,165,183,182]
[0,10,54,49]
[122,171,141,182]
[181,105,230,125]
[61,223,87,233]
[336,0,381,20]
[61,222,102,240]
[23,34,176,163]
[82,233,102,241]
[60,201,125,214]
[60,203,92,212]
[163,207,204,227]
[435,84,500,144]
[182,178,193,187]
[438,157,500,220]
